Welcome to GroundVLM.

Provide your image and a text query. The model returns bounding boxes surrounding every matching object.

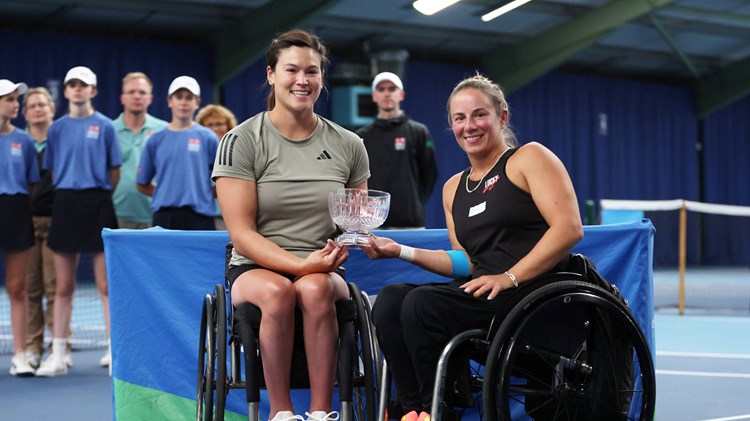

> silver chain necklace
[465,147,511,193]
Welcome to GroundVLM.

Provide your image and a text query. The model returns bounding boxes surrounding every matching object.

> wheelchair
[377,255,656,421]
[197,244,381,421]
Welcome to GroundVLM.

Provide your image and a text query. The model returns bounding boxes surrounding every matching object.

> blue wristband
[446,250,471,277]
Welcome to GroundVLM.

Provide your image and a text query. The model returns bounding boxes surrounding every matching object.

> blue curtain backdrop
[701,96,750,265]
[0,30,214,123]
[1,29,748,271]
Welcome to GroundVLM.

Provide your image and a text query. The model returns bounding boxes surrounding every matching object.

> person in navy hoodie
[36,66,121,377]
[0,78,39,377]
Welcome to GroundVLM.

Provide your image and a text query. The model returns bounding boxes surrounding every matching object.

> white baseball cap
[371,72,403,91]
[64,66,97,86]
[0,79,28,97]
[168,76,201,97]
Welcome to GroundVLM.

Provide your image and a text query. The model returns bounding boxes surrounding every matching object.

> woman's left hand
[460,274,514,300]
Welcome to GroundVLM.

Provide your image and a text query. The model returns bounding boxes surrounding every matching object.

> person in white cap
[112,72,168,230]
[136,75,219,230]
[36,66,122,377]
[0,78,40,377]
[356,71,437,229]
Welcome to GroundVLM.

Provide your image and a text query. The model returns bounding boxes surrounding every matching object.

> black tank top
[452,147,549,279]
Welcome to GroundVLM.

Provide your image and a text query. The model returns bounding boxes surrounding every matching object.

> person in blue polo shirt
[0,78,39,377]
[36,66,121,377]
[136,76,219,230]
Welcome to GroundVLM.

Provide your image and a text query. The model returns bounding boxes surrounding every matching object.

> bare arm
[110,167,120,191]
[363,172,471,277]
[136,183,154,197]
[218,177,355,277]
[461,142,583,299]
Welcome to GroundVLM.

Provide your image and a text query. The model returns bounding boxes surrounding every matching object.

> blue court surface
[0,312,748,420]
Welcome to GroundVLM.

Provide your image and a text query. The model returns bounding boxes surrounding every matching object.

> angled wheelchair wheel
[348,282,379,421]
[196,284,229,421]
[196,292,216,421]
[483,280,655,421]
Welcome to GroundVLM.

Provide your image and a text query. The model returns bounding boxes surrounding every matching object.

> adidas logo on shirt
[317,150,332,160]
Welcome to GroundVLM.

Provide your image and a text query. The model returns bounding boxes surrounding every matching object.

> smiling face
[267,45,323,115]
[449,87,508,156]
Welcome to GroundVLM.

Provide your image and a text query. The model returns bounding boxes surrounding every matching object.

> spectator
[196,104,237,230]
[136,76,219,230]
[36,66,121,377]
[112,72,168,229]
[357,72,437,228]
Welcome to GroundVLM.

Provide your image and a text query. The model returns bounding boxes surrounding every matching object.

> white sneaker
[269,411,304,421]
[305,411,340,421]
[35,354,68,377]
[64,351,74,368]
[99,349,111,367]
[10,354,36,377]
[26,352,41,369]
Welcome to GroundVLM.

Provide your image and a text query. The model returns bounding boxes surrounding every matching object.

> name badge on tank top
[468,201,486,217]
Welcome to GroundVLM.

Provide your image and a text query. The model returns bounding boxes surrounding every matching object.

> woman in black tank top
[363,74,583,419]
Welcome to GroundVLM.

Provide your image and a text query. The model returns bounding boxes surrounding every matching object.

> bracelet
[505,271,518,288]
[398,245,415,262]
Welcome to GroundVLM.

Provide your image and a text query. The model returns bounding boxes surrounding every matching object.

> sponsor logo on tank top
[188,138,201,152]
[394,136,406,151]
[86,125,100,140]
[483,175,499,193]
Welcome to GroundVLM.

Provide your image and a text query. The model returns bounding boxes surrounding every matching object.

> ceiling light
[482,0,534,22]
[413,0,462,16]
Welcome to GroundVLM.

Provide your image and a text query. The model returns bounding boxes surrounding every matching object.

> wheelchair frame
[378,270,656,421]
[196,244,381,421]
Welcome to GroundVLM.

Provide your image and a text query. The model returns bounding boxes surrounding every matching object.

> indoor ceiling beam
[483,0,676,93]
[215,0,340,86]
[696,56,750,118]
[648,13,699,79]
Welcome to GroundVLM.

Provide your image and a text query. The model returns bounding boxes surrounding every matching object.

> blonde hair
[23,86,56,115]
[447,73,517,147]
[196,104,238,130]
[121,72,154,90]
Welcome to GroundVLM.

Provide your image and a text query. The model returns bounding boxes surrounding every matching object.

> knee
[295,275,335,317]
[400,288,434,327]
[5,280,27,301]
[261,283,297,319]
[372,284,407,329]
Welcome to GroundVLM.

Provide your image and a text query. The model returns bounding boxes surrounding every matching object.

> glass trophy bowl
[329,188,391,246]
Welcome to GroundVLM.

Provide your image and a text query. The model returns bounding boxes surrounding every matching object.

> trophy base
[334,231,373,248]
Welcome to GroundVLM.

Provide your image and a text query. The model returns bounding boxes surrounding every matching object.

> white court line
[658,351,750,360]
[657,369,750,379]
[697,414,750,421]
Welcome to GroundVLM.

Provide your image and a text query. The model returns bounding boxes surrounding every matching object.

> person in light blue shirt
[37,66,120,377]
[136,75,219,230]
[112,72,168,229]
[0,78,39,377]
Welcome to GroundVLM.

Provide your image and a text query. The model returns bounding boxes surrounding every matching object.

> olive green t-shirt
[212,112,370,267]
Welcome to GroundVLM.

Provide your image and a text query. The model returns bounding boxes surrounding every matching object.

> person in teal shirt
[112,72,167,229]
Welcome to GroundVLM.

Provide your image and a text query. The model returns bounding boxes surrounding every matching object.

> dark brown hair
[265,29,329,111]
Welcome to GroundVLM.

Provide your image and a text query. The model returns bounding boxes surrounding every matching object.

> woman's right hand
[360,235,401,260]
[302,239,349,274]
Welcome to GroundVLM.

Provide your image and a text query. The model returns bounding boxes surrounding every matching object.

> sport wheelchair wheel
[196,284,228,421]
[348,283,379,421]
[483,280,655,421]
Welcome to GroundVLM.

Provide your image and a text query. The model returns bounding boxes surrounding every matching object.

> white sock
[52,338,67,360]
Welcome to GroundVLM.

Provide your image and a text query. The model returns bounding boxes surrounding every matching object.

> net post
[678,200,687,315]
